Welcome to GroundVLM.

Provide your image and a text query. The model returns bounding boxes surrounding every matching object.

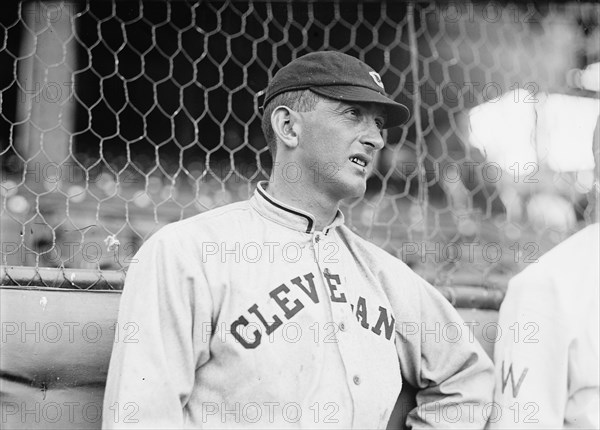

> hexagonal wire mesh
[0,1,598,294]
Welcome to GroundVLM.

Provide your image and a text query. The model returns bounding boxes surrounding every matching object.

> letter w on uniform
[501,360,528,398]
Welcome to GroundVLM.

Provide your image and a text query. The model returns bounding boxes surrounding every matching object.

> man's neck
[266,176,339,232]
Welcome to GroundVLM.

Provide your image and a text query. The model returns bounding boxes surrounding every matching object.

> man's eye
[346,108,360,117]
[375,119,384,129]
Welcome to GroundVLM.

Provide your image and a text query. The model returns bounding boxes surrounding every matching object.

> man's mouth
[349,156,367,168]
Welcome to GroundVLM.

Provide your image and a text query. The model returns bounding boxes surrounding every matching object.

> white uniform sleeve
[489,268,569,428]
[102,225,212,429]
[397,278,495,429]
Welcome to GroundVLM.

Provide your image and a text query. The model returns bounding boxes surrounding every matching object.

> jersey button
[314,234,321,243]
[324,268,330,275]
[339,322,346,332]
[353,375,361,385]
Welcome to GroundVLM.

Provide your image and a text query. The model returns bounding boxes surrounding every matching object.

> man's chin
[334,179,367,201]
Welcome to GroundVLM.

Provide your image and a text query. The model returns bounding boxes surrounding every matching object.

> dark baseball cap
[262,51,410,128]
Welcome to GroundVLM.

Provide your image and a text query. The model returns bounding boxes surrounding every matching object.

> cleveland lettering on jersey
[230,270,395,349]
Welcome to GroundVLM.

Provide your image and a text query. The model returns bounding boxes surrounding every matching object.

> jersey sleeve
[395,276,495,429]
[489,267,569,428]
[102,224,212,429]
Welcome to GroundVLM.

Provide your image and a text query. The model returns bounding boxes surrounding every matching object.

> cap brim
[310,86,410,128]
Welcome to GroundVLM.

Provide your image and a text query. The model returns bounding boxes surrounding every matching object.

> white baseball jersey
[103,181,494,429]
[491,223,599,428]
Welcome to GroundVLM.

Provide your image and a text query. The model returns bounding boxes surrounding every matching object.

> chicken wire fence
[1,1,598,291]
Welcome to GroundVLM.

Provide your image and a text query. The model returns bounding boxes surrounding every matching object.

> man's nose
[360,120,385,151]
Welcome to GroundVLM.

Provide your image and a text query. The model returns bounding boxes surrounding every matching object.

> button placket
[316,232,363,397]
[331,236,366,399]
[320,234,361,392]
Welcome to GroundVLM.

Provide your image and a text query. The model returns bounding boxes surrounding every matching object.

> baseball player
[102,51,494,429]
[490,117,600,428]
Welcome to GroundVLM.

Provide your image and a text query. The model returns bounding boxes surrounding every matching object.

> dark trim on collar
[256,185,314,233]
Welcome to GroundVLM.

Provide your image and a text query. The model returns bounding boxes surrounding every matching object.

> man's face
[293,97,386,200]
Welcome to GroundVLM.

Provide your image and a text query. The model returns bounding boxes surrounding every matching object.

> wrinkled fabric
[491,223,599,429]
[103,181,494,429]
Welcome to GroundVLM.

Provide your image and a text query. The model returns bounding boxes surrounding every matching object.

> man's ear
[271,106,302,149]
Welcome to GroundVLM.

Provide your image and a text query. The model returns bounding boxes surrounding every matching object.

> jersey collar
[250,181,345,234]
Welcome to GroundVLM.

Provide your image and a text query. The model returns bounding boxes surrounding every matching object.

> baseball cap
[262,51,410,128]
